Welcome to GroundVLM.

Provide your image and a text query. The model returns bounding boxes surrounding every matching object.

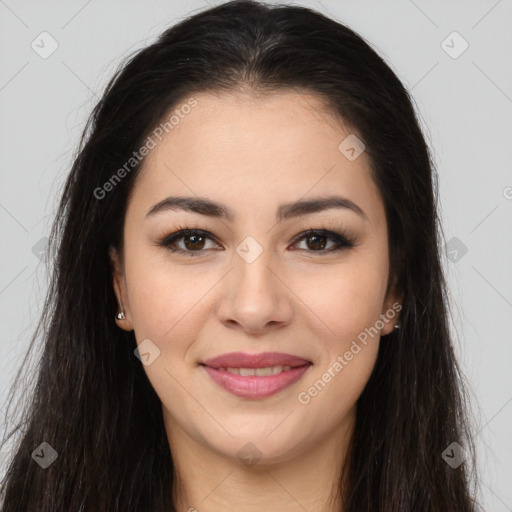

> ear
[380,271,403,336]
[109,246,134,331]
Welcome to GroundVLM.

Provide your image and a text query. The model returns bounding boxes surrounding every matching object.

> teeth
[219,364,296,376]
[255,366,276,376]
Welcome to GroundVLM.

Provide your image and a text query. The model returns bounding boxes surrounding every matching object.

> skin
[110,90,401,512]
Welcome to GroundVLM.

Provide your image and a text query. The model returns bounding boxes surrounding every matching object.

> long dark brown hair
[0,1,479,510]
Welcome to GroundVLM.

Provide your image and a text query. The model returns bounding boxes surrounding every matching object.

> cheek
[294,260,389,344]
[123,260,212,413]
[295,268,385,423]
[292,257,387,405]
[124,255,213,351]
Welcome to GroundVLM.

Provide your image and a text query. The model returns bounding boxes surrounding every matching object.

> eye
[290,229,355,253]
[159,229,222,255]
[158,227,355,256]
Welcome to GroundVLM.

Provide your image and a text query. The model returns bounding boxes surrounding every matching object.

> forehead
[148,90,353,166]
[130,90,385,228]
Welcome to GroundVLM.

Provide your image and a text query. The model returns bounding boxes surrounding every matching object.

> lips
[201,351,312,399]
[202,351,311,369]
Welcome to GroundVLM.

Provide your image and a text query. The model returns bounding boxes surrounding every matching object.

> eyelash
[158,225,356,256]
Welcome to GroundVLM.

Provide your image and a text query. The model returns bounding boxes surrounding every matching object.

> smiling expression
[110,89,401,464]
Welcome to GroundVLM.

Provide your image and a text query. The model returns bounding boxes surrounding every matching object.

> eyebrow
[146,195,367,222]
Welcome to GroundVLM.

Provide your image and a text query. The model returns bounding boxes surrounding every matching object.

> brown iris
[183,234,206,250]
[305,233,327,251]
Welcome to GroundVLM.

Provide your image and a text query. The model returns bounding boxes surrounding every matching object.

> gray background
[1,0,511,509]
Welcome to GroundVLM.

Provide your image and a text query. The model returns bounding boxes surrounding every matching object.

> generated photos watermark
[93,97,197,200]
[297,301,402,405]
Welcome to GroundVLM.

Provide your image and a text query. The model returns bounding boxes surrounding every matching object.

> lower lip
[202,364,312,399]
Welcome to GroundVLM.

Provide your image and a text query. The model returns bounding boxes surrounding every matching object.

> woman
[0,1,479,510]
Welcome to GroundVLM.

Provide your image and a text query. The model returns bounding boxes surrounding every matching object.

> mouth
[200,352,312,399]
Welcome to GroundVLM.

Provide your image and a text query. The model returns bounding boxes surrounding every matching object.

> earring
[117,311,125,320]
[394,321,401,330]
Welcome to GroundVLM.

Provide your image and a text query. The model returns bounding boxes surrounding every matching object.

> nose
[215,248,294,335]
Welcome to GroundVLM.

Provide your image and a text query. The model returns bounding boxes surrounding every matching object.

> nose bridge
[232,233,277,296]
[216,232,294,331]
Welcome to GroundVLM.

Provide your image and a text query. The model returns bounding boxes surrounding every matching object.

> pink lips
[201,351,312,399]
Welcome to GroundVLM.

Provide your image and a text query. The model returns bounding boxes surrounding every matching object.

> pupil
[185,234,205,250]
[307,234,326,250]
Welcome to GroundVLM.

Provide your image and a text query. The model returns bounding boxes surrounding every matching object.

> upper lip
[202,352,311,369]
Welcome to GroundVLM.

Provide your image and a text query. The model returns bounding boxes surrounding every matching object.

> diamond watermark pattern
[31,442,58,469]
[441,31,469,59]
[134,338,161,366]
[445,236,468,263]
[31,237,49,261]
[441,441,466,469]
[237,442,262,467]
[338,134,365,161]
[236,236,263,264]
[31,32,59,59]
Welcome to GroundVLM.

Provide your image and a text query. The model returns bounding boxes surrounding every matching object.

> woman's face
[111,90,401,465]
